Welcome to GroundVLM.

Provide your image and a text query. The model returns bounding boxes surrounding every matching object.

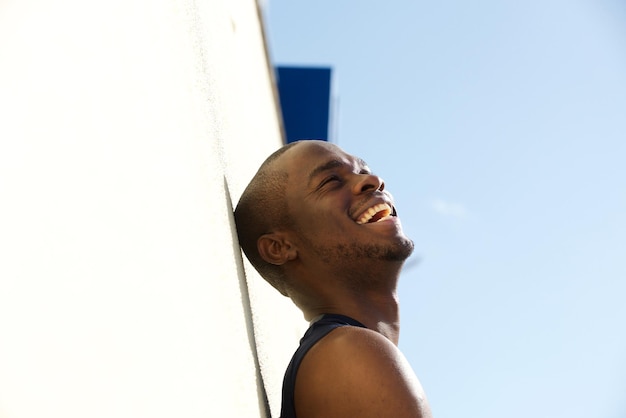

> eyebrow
[307,157,369,186]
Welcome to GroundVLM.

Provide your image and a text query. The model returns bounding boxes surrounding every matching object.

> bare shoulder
[294,325,432,418]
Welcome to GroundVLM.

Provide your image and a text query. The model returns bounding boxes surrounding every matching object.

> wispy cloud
[429,198,468,219]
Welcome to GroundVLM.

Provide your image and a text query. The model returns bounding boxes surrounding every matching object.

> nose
[352,173,385,194]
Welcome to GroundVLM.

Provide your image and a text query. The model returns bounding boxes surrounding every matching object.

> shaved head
[234,142,301,295]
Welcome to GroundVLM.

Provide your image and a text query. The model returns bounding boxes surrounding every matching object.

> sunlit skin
[257,141,432,418]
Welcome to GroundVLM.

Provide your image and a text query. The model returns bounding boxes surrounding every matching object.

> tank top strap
[280,314,367,418]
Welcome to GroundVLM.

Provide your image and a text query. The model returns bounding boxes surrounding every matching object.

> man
[235,140,432,418]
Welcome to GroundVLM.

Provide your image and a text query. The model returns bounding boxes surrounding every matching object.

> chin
[382,237,414,262]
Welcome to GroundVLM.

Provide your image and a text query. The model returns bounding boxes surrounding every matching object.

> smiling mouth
[355,203,395,225]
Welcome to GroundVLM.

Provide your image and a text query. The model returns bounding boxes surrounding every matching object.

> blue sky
[264,1,626,417]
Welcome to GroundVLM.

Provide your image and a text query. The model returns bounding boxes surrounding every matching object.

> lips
[355,202,394,225]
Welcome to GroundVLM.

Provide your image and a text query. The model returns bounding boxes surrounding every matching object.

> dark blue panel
[276,66,331,143]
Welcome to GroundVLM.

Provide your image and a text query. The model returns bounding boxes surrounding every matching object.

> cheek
[293,214,346,241]
[292,199,354,234]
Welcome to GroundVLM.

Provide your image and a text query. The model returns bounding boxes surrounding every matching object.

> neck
[286,256,408,344]
[348,290,401,345]
[292,272,403,345]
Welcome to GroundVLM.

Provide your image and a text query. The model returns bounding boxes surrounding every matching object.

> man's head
[234,142,300,295]
[234,140,413,296]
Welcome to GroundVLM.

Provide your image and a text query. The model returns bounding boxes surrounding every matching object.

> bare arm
[294,326,432,418]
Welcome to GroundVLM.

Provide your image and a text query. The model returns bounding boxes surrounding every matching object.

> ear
[257,232,297,266]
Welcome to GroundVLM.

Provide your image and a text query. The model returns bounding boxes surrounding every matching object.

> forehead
[280,141,364,181]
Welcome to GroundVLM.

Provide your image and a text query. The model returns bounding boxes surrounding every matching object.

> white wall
[0,0,306,416]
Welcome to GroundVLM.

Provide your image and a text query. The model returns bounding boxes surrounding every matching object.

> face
[279,141,414,272]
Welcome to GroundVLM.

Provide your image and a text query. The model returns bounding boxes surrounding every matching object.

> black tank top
[280,314,367,418]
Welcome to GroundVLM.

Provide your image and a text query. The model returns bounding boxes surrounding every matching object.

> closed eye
[358,163,372,176]
[319,174,342,188]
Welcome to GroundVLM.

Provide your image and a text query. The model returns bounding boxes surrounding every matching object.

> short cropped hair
[234,142,301,295]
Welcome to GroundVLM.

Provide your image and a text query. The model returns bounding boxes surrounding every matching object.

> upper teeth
[356,203,392,225]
